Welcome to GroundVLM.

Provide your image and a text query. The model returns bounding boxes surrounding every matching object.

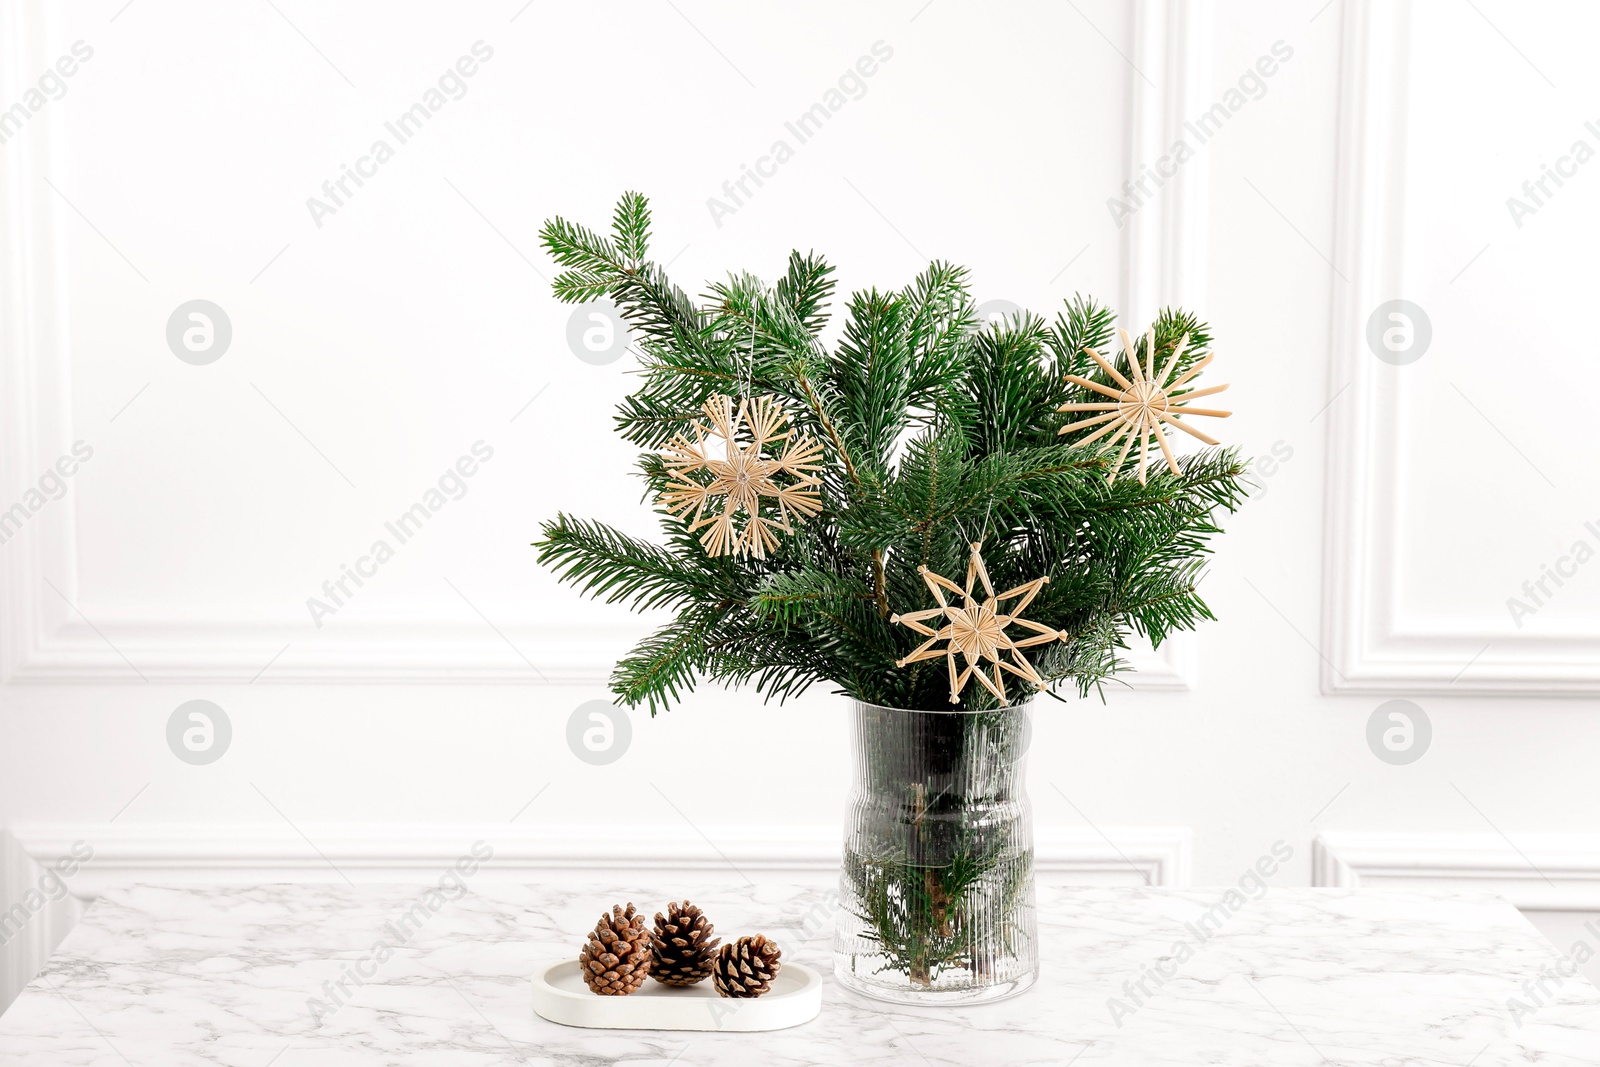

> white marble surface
[1,881,1597,1065]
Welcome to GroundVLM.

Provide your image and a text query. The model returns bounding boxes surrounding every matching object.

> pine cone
[711,934,782,998]
[578,903,653,996]
[651,900,720,987]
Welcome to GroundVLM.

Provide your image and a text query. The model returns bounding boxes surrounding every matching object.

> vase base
[832,962,1038,1005]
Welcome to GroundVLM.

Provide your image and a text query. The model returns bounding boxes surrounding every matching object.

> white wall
[3,0,1599,1004]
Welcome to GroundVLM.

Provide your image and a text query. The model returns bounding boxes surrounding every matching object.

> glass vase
[833,698,1038,1004]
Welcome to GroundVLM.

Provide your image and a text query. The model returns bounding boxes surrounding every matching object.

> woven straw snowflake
[659,393,823,558]
[891,543,1065,705]
[1058,327,1232,485]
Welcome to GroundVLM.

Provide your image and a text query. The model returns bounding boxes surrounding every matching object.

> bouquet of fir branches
[534,192,1247,716]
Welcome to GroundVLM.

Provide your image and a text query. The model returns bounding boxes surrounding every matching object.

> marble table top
[1,881,1597,1065]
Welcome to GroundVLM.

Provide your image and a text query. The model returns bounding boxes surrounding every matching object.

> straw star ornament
[1058,327,1232,485]
[659,393,823,558]
[891,543,1066,705]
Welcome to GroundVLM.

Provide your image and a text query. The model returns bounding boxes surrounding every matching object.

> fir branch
[534,514,732,613]
[750,568,877,626]
[534,192,1249,715]
[776,250,837,335]
[611,605,725,715]
[611,190,651,265]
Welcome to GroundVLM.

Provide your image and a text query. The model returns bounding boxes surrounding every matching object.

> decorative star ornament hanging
[1057,327,1232,485]
[659,393,823,558]
[891,543,1066,705]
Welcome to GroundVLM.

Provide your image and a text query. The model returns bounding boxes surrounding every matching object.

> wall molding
[1314,831,1600,910]
[1106,0,1214,692]
[3,618,634,685]
[0,2,1203,691]
[9,822,1191,898]
[1,827,85,1014]
[0,618,1198,688]
[0,0,77,691]
[1123,0,1210,324]
[1319,0,1600,695]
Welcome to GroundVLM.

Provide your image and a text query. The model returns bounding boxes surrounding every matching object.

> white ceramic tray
[531,959,822,1032]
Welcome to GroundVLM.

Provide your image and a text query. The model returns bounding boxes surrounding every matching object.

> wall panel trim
[10,822,1192,898]
[1,2,1209,689]
[1319,0,1600,695]
[1314,831,1600,910]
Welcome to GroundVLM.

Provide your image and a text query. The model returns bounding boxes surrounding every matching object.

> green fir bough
[534,192,1247,714]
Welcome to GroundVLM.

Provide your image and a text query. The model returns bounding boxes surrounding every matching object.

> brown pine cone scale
[578,903,653,996]
[651,900,720,987]
[711,934,782,998]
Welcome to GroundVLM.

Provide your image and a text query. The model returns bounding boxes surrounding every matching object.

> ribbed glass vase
[833,699,1038,1004]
